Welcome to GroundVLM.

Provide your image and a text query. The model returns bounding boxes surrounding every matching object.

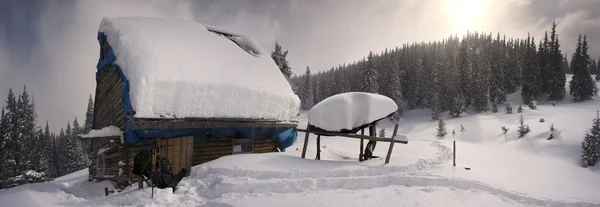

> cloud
[6,0,196,131]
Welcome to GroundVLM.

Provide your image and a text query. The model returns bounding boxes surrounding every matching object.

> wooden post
[453,140,456,167]
[359,129,364,161]
[301,125,311,159]
[138,175,144,189]
[385,124,399,164]
[315,135,321,160]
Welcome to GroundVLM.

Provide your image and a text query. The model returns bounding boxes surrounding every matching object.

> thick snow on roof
[98,17,300,121]
[308,92,397,132]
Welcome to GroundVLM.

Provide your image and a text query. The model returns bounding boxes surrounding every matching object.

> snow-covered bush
[518,105,523,113]
[528,100,537,110]
[379,128,386,138]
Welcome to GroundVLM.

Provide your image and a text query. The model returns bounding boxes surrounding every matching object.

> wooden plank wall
[191,135,278,166]
[94,38,124,130]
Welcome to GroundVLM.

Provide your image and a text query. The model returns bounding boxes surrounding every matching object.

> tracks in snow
[183,141,597,206]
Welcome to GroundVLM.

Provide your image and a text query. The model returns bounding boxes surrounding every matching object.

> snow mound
[308,92,397,131]
[98,17,300,121]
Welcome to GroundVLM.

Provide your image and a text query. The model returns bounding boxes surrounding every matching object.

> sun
[445,0,488,32]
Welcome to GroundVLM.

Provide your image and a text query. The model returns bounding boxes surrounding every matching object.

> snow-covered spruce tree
[581,111,600,167]
[547,21,566,101]
[437,119,447,138]
[490,34,507,112]
[517,114,530,138]
[271,42,293,80]
[471,47,491,113]
[447,41,465,118]
[43,121,57,178]
[538,32,550,95]
[72,117,89,167]
[390,59,404,120]
[505,101,513,114]
[570,35,596,102]
[361,51,379,94]
[1,89,18,186]
[18,87,48,180]
[521,35,541,105]
[300,66,314,110]
[458,38,473,107]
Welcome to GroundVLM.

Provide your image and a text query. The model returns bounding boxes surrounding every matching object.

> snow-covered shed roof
[308,92,397,132]
[97,17,300,122]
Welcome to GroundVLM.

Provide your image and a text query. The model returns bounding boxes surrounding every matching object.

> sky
[1,0,599,132]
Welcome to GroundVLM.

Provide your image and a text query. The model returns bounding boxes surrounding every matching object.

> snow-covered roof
[98,17,300,121]
[308,92,397,132]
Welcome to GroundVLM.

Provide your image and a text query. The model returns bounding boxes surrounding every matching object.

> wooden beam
[360,129,364,162]
[315,135,321,160]
[127,119,297,130]
[385,124,399,164]
[296,128,408,144]
[301,124,311,159]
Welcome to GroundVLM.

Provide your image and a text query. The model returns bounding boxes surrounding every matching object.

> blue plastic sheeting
[94,32,297,150]
[125,127,297,151]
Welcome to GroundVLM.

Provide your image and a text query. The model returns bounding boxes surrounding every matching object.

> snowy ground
[2,83,600,206]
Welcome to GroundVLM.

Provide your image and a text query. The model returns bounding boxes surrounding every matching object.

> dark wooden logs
[385,124,399,164]
[315,135,321,160]
[301,125,311,159]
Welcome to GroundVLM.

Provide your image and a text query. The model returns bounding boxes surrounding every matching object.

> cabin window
[232,139,253,154]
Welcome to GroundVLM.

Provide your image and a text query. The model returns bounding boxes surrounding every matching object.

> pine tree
[72,117,89,167]
[436,119,447,138]
[547,21,566,100]
[569,35,596,102]
[581,110,600,167]
[43,121,57,178]
[1,89,19,186]
[389,58,404,120]
[517,114,530,138]
[362,51,379,93]
[539,32,550,95]
[522,35,541,104]
[271,42,293,80]
[458,38,472,107]
[301,66,314,110]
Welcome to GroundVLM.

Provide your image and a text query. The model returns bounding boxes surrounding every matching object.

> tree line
[0,86,94,189]
[283,21,598,121]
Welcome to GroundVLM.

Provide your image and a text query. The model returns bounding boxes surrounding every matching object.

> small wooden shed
[84,17,300,188]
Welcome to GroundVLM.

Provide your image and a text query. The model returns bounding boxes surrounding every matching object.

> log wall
[89,136,129,187]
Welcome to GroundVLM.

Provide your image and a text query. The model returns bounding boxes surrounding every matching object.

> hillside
[1,78,599,207]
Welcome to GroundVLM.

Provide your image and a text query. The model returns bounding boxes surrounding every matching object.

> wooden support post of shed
[315,135,321,160]
[359,129,364,162]
[385,124,399,164]
[301,125,311,159]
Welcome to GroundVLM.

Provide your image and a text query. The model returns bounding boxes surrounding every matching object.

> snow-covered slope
[2,78,600,206]
[99,17,300,121]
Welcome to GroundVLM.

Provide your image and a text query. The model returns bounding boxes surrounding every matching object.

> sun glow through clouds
[445,0,489,33]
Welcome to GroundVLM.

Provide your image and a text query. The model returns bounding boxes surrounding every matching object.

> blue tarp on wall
[94,32,297,150]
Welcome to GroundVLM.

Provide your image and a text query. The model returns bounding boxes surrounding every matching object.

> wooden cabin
[84,17,300,188]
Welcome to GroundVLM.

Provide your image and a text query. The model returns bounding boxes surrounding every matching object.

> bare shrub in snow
[379,128,386,138]
[501,126,509,134]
